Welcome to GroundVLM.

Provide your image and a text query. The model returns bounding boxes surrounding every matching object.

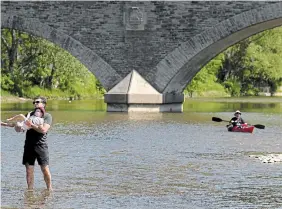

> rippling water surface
[1,98,282,208]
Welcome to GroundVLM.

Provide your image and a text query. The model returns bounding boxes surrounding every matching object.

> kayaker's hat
[234,110,241,115]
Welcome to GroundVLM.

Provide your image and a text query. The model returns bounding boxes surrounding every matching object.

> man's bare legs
[25,164,52,191]
[25,164,34,191]
[40,165,52,191]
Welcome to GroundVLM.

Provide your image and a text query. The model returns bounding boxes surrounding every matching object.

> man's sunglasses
[33,101,42,104]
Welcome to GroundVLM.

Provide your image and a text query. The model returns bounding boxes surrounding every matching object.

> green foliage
[0,89,14,96]
[222,79,241,97]
[186,26,282,97]
[244,27,282,95]
[1,28,105,99]
[1,74,14,91]
[185,54,228,97]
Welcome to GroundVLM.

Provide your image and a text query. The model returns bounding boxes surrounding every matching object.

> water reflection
[128,112,164,121]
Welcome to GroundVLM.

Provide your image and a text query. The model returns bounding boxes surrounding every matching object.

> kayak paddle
[252,124,265,129]
[212,117,229,123]
[212,117,265,129]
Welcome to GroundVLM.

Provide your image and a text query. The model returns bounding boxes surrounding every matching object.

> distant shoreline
[1,94,281,104]
[0,95,104,103]
[0,95,32,103]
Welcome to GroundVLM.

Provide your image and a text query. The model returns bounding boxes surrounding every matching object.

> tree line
[1,28,104,99]
[1,27,282,99]
[185,26,282,97]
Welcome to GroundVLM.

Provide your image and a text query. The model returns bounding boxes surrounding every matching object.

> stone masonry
[1,1,282,112]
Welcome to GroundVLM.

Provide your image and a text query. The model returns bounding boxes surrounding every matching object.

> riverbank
[0,95,32,103]
[0,94,104,104]
[185,96,282,103]
[1,94,281,104]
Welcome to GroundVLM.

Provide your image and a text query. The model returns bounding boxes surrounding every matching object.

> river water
[1,97,282,209]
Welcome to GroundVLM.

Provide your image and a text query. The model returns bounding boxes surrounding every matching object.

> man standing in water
[15,96,53,191]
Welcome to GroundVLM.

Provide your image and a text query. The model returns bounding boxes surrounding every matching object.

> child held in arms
[1,107,45,131]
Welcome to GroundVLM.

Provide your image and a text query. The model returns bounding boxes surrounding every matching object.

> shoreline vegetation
[0,95,31,103]
[1,91,281,104]
[0,94,104,103]
[0,89,104,103]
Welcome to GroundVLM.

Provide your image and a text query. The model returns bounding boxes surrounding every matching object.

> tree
[244,27,282,95]
[1,28,104,98]
[185,54,226,97]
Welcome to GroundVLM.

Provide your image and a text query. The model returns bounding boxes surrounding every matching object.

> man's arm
[27,122,50,134]
[26,113,52,134]
[229,117,236,123]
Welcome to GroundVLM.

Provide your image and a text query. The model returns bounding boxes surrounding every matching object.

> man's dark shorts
[22,144,49,166]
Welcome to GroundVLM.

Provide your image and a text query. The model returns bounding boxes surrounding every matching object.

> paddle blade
[212,117,223,122]
[254,124,265,129]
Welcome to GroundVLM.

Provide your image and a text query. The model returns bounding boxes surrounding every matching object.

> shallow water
[1,98,282,208]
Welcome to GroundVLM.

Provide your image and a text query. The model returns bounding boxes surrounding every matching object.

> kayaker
[227,110,246,131]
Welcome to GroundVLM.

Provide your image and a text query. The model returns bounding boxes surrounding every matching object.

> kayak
[227,124,255,133]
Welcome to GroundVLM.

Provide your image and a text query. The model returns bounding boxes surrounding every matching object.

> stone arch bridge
[1,1,282,112]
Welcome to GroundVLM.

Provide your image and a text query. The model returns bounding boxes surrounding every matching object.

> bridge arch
[151,2,282,94]
[1,15,122,91]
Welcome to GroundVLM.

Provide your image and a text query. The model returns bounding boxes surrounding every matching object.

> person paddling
[227,110,246,131]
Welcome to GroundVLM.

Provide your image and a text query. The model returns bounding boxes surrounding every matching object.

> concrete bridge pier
[104,70,184,112]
